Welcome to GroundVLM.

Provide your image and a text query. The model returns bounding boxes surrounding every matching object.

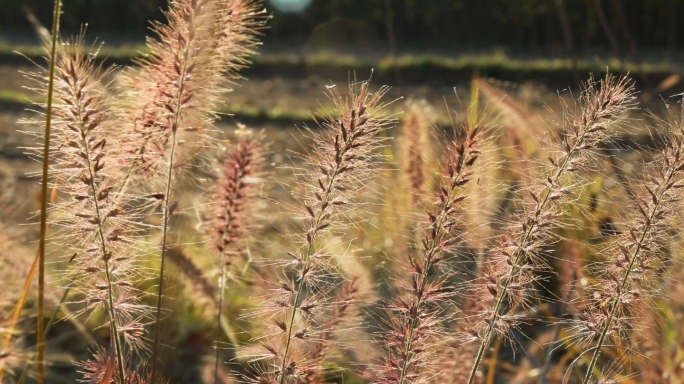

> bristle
[373,122,487,384]
[24,41,149,383]
[245,80,393,384]
[77,348,158,384]
[212,131,267,383]
[301,277,360,384]
[116,0,266,182]
[462,74,635,384]
[568,99,684,383]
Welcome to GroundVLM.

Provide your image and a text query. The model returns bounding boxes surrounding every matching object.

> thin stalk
[74,89,126,383]
[37,1,61,382]
[485,337,502,384]
[213,157,249,383]
[396,254,429,381]
[0,252,38,381]
[103,265,126,384]
[581,168,675,384]
[7,190,60,383]
[467,126,593,384]
[150,33,192,380]
[278,167,340,384]
[214,260,228,384]
[397,161,466,384]
[277,109,367,383]
[396,262,430,383]
[149,128,178,383]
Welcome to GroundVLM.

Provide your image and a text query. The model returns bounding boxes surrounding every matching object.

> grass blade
[0,250,38,380]
[16,288,70,384]
[485,337,502,384]
[98,351,117,384]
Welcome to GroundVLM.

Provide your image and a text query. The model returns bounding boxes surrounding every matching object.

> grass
[5,2,684,382]
[1,42,681,86]
[0,89,38,105]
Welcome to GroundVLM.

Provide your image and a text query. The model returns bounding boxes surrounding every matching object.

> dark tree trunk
[554,0,581,87]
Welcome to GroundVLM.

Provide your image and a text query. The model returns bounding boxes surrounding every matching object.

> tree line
[1,0,681,51]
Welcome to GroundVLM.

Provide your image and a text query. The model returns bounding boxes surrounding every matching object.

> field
[3,2,684,384]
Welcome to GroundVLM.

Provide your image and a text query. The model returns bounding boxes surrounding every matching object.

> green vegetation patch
[2,43,680,86]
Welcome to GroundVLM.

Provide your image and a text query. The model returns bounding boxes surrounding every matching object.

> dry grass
[4,1,684,384]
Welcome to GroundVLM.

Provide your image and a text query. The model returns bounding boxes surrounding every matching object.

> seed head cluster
[15,0,684,382]
[374,123,486,384]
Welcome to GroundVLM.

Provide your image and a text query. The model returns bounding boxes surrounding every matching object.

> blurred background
[1,0,684,92]
[2,0,684,55]
[0,0,684,79]
[0,0,684,135]
[2,0,682,180]
[2,0,684,120]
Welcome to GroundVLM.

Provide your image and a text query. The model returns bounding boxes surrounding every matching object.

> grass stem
[150,129,178,383]
[37,1,62,382]
[581,166,675,383]
[150,27,191,378]
[214,261,227,384]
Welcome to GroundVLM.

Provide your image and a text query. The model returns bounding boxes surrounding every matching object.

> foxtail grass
[399,101,433,206]
[566,101,684,383]
[374,122,488,383]
[463,74,635,384]
[119,1,266,379]
[24,40,153,383]
[13,1,684,380]
[210,131,266,384]
[241,80,393,384]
